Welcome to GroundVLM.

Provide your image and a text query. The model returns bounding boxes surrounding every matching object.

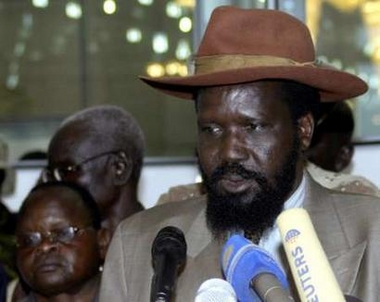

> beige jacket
[100,173,380,302]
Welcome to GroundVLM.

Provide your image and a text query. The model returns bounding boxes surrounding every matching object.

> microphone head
[194,278,237,302]
[152,226,187,268]
[221,234,289,301]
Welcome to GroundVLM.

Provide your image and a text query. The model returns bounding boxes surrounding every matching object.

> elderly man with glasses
[42,105,145,234]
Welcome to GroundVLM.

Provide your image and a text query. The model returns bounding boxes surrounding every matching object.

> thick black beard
[201,136,300,241]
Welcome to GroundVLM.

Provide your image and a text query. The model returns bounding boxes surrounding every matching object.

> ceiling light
[126,28,142,43]
[166,2,182,18]
[32,0,49,8]
[152,33,168,54]
[146,63,165,77]
[175,39,191,60]
[179,17,192,33]
[103,0,117,15]
[65,2,82,19]
[138,0,153,6]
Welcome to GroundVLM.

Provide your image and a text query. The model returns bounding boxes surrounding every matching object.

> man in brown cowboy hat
[100,6,380,301]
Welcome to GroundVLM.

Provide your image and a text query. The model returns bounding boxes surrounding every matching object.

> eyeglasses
[16,226,94,249]
[42,150,121,182]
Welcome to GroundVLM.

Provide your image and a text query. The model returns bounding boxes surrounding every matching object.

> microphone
[221,233,293,302]
[276,208,346,302]
[150,226,187,302]
[194,278,237,302]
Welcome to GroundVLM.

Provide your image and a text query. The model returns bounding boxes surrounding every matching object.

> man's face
[16,187,103,296]
[307,132,352,172]
[47,123,115,214]
[196,82,303,238]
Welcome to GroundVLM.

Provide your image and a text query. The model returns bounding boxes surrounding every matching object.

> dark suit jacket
[99,173,380,301]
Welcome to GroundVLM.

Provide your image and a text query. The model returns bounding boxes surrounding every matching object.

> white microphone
[194,278,237,302]
[276,208,346,302]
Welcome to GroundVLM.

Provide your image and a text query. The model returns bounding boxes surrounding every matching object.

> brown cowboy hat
[140,6,367,102]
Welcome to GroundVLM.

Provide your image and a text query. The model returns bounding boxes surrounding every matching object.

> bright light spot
[166,2,182,18]
[66,2,82,19]
[175,0,195,7]
[179,17,192,33]
[165,61,180,75]
[32,0,48,8]
[103,0,116,15]
[195,174,202,183]
[138,0,153,6]
[152,33,168,54]
[6,74,19,90]
[175,39,191,60]
[178,64,188,76]
[374,47,380,63]
[126,28,142,43]
[146,63,165,77]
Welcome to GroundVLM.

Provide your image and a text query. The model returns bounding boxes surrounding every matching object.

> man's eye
[201,125,221,135]
[17,233,40,248]
[58,165,78,177]
[246,123,264,131]
[56,227,75,242]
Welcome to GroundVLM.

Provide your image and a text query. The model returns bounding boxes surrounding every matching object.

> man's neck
[102,190,144,233]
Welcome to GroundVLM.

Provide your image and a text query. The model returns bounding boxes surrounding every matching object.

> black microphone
[150,226,187,302]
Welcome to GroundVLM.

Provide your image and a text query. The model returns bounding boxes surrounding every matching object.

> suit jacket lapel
[175,198,224,299]
[303,173,367,293]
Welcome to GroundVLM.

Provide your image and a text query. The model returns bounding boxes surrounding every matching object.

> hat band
[193,55,316,75]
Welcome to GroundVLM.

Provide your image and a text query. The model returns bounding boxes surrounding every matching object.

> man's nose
[220,131,249,163]
[36,235,59,253]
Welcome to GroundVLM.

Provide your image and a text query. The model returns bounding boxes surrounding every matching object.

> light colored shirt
[258,173,306,269]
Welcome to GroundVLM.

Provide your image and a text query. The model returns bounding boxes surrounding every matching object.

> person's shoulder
[327,188,380,224]
[156,183,205,205]
[307,162,380,197]
[116,196,207,235]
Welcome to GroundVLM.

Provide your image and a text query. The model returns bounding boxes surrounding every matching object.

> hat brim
[140,65,368,102]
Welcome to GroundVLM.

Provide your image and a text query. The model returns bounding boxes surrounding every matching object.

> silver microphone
[194,278,237,302]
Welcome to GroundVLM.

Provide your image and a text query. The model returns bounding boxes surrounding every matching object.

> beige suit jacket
[100,174,380,301]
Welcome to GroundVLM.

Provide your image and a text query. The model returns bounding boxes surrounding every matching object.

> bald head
[46,105,145,232]
[55,105,145,181]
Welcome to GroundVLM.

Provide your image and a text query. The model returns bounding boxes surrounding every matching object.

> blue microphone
[221,234,293,302]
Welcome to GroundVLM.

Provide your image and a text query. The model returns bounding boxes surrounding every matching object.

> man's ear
[297,112,315,151]
[335,144,354,172]
[97,228,111,260]
[112,151,132,185]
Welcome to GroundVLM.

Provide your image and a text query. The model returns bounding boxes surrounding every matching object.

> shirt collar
[259,172,307,266]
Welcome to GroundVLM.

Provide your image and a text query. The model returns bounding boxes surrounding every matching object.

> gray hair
[60,105,145,181]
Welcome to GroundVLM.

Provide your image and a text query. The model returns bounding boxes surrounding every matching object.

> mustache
[210,162,267,184]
